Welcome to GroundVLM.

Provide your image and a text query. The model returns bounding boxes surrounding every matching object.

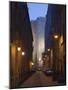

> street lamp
[47,48,50,52]
[22,51,25,56]
[31,62,34,66]
[17,47,21,51]
[54,34,59,39]
[39,58,41,61]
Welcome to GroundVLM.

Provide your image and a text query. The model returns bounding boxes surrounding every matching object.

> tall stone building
[45,4,66,83]
[31,17,46,63]
[10,1,33,88]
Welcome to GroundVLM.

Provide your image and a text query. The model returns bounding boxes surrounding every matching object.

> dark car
[45,69,54,76]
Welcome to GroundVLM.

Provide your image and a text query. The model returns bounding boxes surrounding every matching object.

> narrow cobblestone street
[20,71,58,88]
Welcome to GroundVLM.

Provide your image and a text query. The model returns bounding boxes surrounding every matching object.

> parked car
[45,69,54,76]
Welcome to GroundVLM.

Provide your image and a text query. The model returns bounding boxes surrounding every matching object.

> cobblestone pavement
[20,71,58,88]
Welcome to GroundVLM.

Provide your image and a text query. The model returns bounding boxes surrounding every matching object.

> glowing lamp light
[39,58,41,61]
[31,62,34,66]
[22,52,25,56]
[54,35,59,39]
[47,48,50,52]
[17,47,21,51]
